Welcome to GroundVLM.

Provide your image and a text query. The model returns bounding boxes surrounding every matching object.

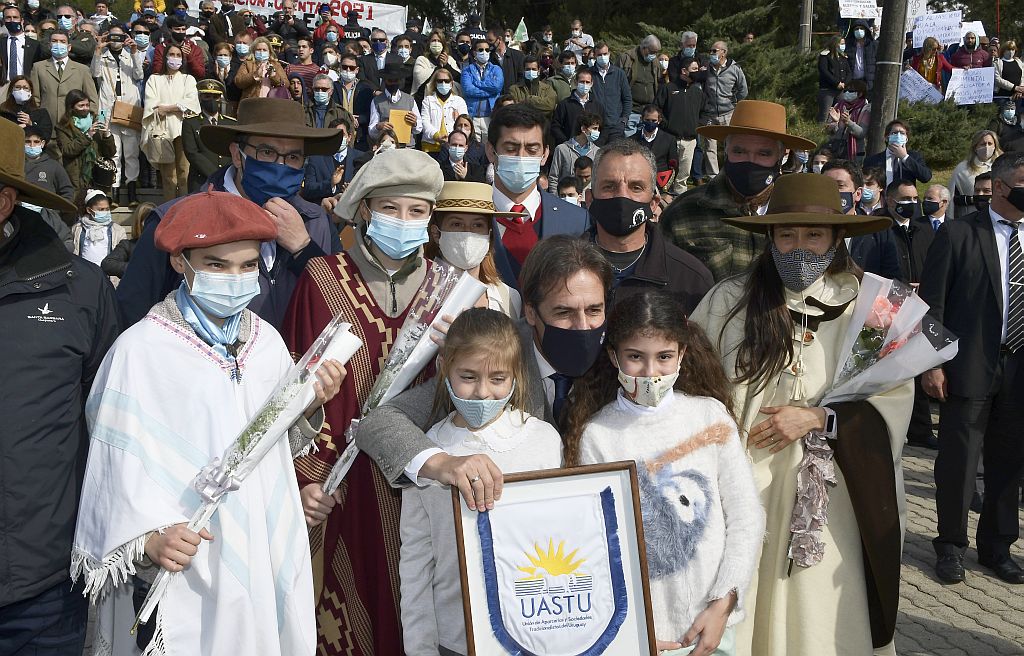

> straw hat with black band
[0,119,76,213]
[722,173,893,236]
[698,99,817,153]
[201,97,344,157]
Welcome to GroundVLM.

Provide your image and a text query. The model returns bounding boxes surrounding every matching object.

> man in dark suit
[181,79,236,192]
[358,28,401,92]
[333,53,374,150]
[483,104,590,287]
[920,152,1024,586]
[0,5,44,92]
[821,160,901,280]
[207,0,245,45]
[862,119,932,187]
[487,27,524,94]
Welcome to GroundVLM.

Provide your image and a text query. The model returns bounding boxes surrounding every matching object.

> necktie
[56,60,64,79]
[8,36,17,81]
[932,218,941,232]
[549,373,573,425]
[1000,220,1024,352]
[497,203,538,265]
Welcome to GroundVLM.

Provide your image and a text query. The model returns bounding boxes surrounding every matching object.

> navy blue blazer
[302,148,363,204]
[492,191,591,288]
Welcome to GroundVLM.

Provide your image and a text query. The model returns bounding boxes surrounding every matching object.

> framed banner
[452,462,656,655]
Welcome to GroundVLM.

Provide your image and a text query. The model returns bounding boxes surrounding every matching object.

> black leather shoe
[935,554,965,583]
[978,555,1024,584]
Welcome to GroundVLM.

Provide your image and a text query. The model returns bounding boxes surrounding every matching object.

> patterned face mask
[770,242,836,292]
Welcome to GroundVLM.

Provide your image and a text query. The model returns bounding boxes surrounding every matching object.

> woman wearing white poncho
[689,175,912,656]
[71,191,345,656]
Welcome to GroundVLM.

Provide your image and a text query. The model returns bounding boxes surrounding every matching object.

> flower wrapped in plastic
[323,261,486,493]
[132,316,362,630]
[788,272,959,570]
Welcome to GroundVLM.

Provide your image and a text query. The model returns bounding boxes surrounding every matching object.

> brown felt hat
[0,119,76,212]
[200,97,344,157]
[697,100,817,152]
[722,173,893,237]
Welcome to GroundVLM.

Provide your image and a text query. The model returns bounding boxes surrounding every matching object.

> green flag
[513,17,528,45]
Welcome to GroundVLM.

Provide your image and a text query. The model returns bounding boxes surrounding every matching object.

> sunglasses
[340,64,358,71]
[476,48,491,53]
[371,38,387,43]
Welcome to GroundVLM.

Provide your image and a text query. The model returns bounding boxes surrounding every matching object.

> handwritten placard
[913,11,963,49]
[839,0,880,19]
[899,69,943,105]
[945,68,995,105]
[906,0,928,32]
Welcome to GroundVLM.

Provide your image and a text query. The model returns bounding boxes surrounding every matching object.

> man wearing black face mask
[181,78,236,192]
[885,179,934,284]
[588,138,711,311]
[973,172,994,212]
[151,16,204,74]
[356,236,614,512]
[660,99,817,281]
[920,152,1024,586]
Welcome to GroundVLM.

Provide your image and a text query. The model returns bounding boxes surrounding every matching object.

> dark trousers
[934,350,1024,560]
[0,579,88,656]
[907,376,935,442]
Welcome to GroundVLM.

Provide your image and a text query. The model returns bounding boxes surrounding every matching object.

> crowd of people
[1,4,1023,656]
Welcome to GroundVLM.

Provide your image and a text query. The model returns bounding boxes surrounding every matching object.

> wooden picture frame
[452,461,657,655]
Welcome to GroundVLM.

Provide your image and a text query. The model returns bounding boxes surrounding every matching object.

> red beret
[155,190,278,255]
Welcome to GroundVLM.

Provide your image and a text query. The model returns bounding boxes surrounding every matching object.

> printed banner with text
[189,0,408,38]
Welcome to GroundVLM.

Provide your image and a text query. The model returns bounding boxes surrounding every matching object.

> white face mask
[438,230,490,270]
[12,89,31,103]
[976,144,996,161]
[559,194,580,205]
[613,354,680,408]
[324,52,338,67]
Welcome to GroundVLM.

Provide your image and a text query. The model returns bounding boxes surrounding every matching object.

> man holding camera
[269,0,309,63]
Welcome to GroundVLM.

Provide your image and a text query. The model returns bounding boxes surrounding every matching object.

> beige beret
[333,149,445,223]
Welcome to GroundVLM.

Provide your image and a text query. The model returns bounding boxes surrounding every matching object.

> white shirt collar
[492,185,542,221]
[222,165,241,196]
[53,56,69,65]
[532,341,555,380]
[990,205,1017,228]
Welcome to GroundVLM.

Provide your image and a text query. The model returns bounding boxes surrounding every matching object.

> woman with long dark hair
[0,75,53,139]
[691,173,911,656]
[55,89,115,198]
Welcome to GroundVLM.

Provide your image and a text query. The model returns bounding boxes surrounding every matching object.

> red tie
[497,203,538,266]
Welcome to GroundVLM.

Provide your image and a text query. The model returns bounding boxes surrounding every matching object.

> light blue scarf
[174,282,243,360]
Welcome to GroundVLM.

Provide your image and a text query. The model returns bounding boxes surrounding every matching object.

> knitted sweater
[400,410,562,655]
[578,391,764,642]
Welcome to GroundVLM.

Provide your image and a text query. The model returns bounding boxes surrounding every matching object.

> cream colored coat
[142,72,199,142]
[691,272,912,656]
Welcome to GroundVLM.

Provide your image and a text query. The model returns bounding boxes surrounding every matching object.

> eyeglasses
[242,142,305,169]
[371,38,387,43]
[57,13,75,18]
[340,64,358,71]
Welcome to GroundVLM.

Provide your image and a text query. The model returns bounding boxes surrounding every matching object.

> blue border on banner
[477,486,629,655]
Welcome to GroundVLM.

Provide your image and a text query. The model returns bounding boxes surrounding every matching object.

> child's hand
[144,524,214,573]
[300,483,341,527]
[428,313,458,348]
[305,359,346,417]
[679,592,735,656]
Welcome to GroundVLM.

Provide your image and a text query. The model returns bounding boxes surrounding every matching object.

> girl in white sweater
[565,290,765,656]
[399,308,562,656]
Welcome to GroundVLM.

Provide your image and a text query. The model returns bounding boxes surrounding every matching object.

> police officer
[181,79,236,192]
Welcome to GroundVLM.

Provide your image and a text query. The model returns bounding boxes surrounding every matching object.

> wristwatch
[822,407,837,438]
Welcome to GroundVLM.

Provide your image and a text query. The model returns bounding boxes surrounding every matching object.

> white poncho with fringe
[71,296,318,656]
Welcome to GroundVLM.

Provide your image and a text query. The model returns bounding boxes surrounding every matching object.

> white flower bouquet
[323,261,485,494]
[133,316,362,630]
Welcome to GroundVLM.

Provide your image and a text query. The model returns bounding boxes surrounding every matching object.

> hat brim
[200,122,344,157]
[434,202,527,219]
[723,212,893,237]
[0,170,76,213]
[696,124,817,152]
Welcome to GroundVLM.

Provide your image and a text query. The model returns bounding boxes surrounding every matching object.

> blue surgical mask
[795,150,809,163]
[596,54,609,67]
[254,50,269,62]
[58,16,72,30]
[887,132,908,146]
[326,31,338,43]
[134,33,150,48]
[524,69,539,81]
[51,42,69,58]
[435,81,452,95]
[561,64,575,77]
[495,155,542,193]
[313,90,330,105]
[587,129,600,143]
[709,53,720,65]
[24,144,43,158]
[184,258,261,318]
[682,46,696,57]
[239,152,305,205]
[73,114,94,131]
[475,50,489,64]
[1003,108,1017,122]
[333,143,348,162]
[234,42,249,56]
[216,54,231,68]
[854,28,865,40]
[448,145,466,161]
[445,378,515,429]
[91,210,113,224]
[576,82,591,95]
[644,53,656,62]
[365,209,430,260]
[860,187,876,204]
[839,43,846,53]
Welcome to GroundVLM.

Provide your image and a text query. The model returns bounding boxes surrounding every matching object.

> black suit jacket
[862,149,932,185]
[491,47,524,94]
[919,209,1006,398]
[0,34,44,85]
[358,53,403,92]
[890,215,935,283]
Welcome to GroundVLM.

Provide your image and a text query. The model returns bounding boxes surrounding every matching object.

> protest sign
[913,11,962,48]
[206,0,408,38]
[906,0,928,31]
[945,68,995,105]
[900,69,943,105]
[839,0,880,20]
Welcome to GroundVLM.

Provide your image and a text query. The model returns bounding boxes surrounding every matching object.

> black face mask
[457,42,471,55]
[171,31,185,42]
[384,83,400,95]
[589,196,651,236]
[724,159,778,198]
[539,320,606,377]
[893,201,920,220]
[200,98,220,114]
[922,199,941,216]
[838,191,855,214]
[1006,186,1024,212]
[975,196,991,212]
[222,3,234,11]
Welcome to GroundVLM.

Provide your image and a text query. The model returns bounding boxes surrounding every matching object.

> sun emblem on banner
[513,539,592,596]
